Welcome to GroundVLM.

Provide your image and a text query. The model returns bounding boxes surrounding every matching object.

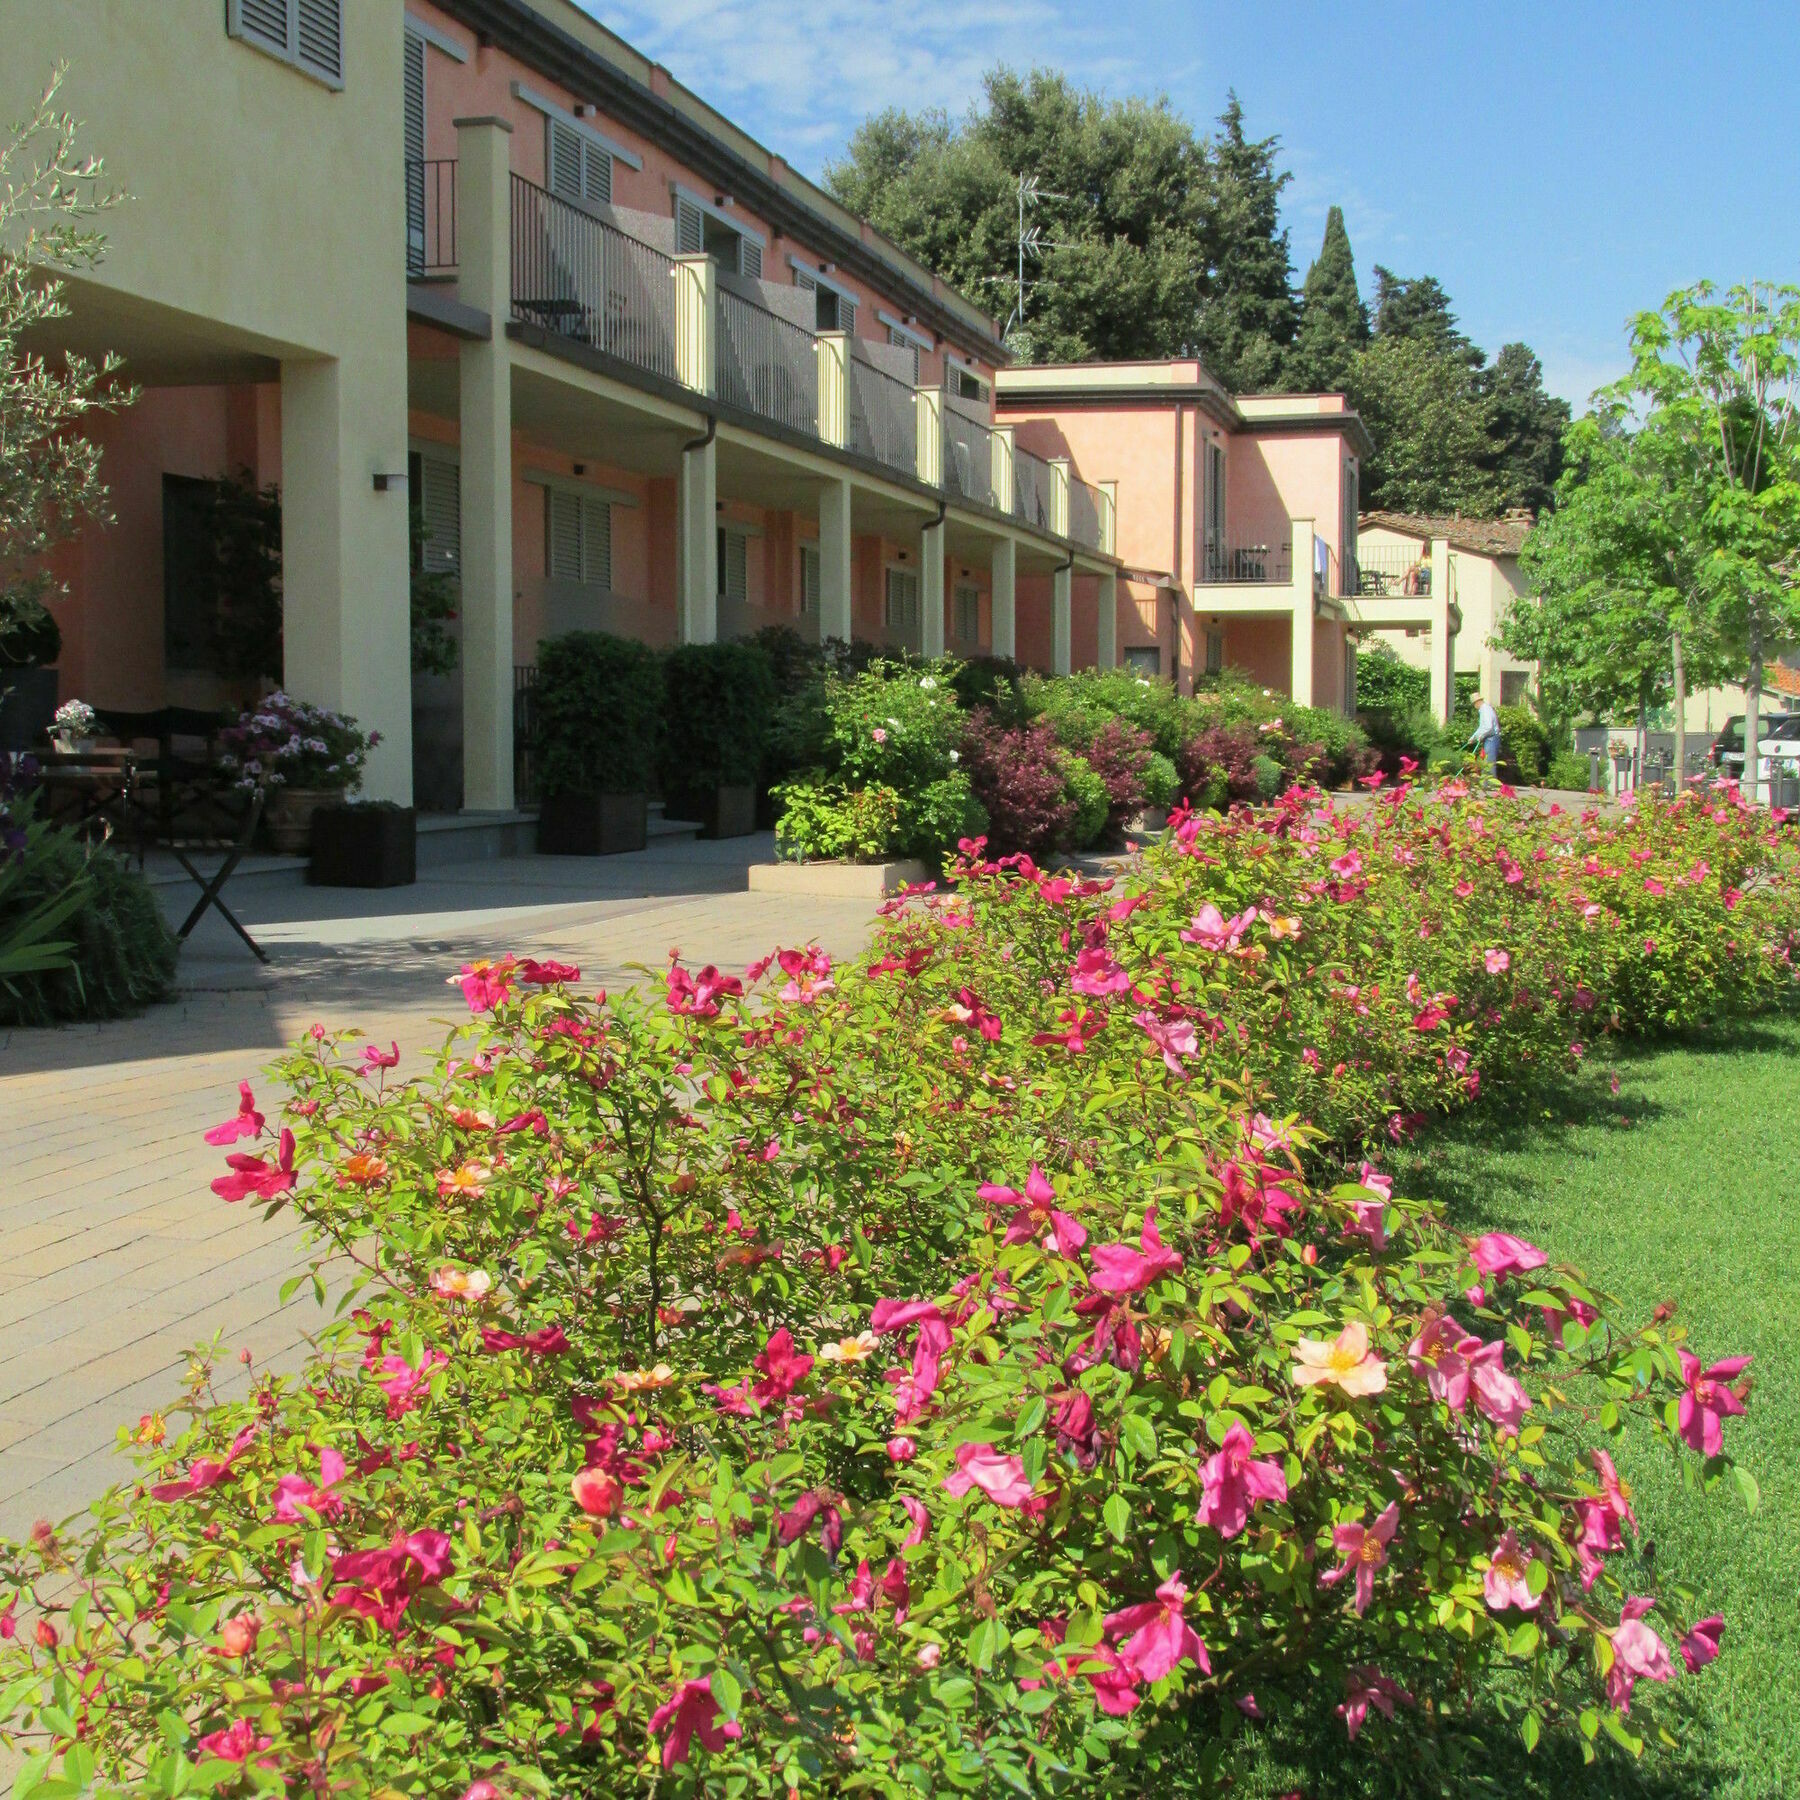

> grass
[1233,1013,1800,1800]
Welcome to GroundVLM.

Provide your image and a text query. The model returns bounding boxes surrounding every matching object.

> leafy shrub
[1547,749,1596,792]
[0,796,175,1026]
[771,779,900,862]
[1142,750,1179,809]
[959,711,1074,857]
[1251,751,1286,798]
[6,785,1792,1793]
[1499,703,1552,785]
[659,642,778,813]
[1025,668,1190,761]
[940,653,1024,722]
[1286,704,1378,788]
[1077,717,1154,844]
[1179,721,1262,809]
[774,665,980,863]
[1058,749,1110,848]
[1352,640,1430,715]
[534,632,663,798]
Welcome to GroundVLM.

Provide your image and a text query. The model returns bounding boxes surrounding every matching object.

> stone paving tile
[0,838,880,1540]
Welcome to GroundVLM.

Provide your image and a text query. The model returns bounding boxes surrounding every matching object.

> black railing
[513,663,538,806]
[1200,540,1291,585]
[404,157,457,277]
[1351,547,1432,597]
[510,174,680,383]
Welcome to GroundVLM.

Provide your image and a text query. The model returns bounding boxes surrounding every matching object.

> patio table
[36,746,138,843]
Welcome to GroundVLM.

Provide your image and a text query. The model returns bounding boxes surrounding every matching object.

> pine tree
[1480,342,1569,514]
[1290,205,1367,391]
[1192,94,1298,393]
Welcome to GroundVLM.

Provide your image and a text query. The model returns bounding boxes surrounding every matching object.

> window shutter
[800,544,820,615]
[582,140,612,207]
[675,196,706,256]
[548,120,583,202]
[295,0,342,83]
[548,488,583,581]
[233,0,290,55]
[889,329,920,384]
[739,239,762,280]
[885,569,918,634]
[581,496,612,588]
[840,296,858,337]
[420,455,461,574]
[402,31,426,164]
[793,269,817,293]
[953,583,979,643]
[725,532,749,603]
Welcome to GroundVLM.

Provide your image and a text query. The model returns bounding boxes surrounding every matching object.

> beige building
[1354,511,1537,708]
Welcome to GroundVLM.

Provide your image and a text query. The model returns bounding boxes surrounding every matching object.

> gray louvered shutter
[793,269,816,293]
[583,141,612,207]
[954,584,979,643]
[739,239,762,280]
[420,456,461,573]
[800,544,820,615]
[233,0,290,54]
[841,296,858,337]
[296,0,342,83]
[581,497,612,588]
[548,120,583,202]
[889,329,920,383]
[718,531,748,603]
[403,32,425,161]
[675,196,706,255]
[548,488,583,581]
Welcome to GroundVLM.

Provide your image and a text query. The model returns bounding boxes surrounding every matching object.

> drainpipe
[680,413,717,458]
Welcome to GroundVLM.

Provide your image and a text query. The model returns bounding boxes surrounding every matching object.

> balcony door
[1204,440,1225,582]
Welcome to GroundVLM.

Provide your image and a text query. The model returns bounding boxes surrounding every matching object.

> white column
[921,518,946,658]
[990,536,1016,660]
[1428,536,1453,725]
[1289,517,1316,708]
[673,255,717,396]
[455,115,515,812]
[819,477,853,643]
[817,333,849,448]
[915,387,943,486]
[1051,562,1072,675]
[678,436,717,644]
[1096,570,1118,671]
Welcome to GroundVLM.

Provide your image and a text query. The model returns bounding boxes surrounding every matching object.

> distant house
[1354,510,1538,708]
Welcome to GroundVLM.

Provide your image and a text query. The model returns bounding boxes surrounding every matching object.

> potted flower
[0,594,63,754]
[658,641,777,839]
[218,692,380,855]
[534,631,662,855]
[50,699,97,752]
[310,799,416,888]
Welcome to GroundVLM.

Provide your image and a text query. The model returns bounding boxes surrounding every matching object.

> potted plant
[217,691,381,855]
[0,594,62,753]
[534,631,662,855]
[310,799,417,888]
[659,641,776,838]
[49,698,97,753]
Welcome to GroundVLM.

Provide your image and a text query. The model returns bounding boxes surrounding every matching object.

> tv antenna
[1003,173,1078,340]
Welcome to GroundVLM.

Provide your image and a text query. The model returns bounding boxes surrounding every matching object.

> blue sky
[582,0,1797,408]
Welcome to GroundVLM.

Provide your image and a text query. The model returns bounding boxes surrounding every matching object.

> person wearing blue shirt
[1467,697,1501,771]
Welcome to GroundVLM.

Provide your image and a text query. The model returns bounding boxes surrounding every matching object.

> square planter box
[539,791,648,856]
[748,858,929,898]
[310,806,417,887]
[684,782,757,841]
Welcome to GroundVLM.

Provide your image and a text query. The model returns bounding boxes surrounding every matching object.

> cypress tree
[1291,205,1368,390]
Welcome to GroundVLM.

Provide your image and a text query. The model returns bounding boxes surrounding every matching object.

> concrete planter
[310,805,417,888]
[538,791,648,856]
[694,783,757,840]
[748,858,929,899]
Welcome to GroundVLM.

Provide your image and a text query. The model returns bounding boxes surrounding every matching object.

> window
[952,583,980,646]
[793,266,857,334]
[951,365,987,404]
[228,0,343,87]
[1204,628,1224,676]
[1500,669,1532,708]
[408,451,461,574]
[887,328,921,385]
[884,568,921,640]
[717,528,749,603]
[547,487,612,588]
[548,119,611,208]
[1124,647,1162,679]
[799,543,821,616]
[676,191,764,277]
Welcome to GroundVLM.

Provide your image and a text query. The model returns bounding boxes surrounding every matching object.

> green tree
[1289,204,1368,391]
[1192,94,1298,392]
[1348,333,1502,515]
[0,70,132,661]
[1480,342,1569,514]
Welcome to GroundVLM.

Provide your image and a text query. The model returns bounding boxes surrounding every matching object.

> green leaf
[1734,1465,1760,1512]
[1103,1494,1131,1543]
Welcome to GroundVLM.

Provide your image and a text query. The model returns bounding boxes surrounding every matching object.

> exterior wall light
[372,471,408,493]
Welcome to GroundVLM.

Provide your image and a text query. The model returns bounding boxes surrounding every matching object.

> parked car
[1708,712,1800,778]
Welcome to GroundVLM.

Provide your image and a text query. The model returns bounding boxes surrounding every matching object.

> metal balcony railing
[509,175,680,384]
[1012,446,1055,532]
[1350,546,1433,597]
[716,287,819,437]
[942,408,997,509]
[1200,539,1292,585]
[1068,477,1103,551]
[847,352,917,476]
[404,157,457,277]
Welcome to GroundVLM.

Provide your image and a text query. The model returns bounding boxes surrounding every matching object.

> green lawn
[1397,1014,1800,1799]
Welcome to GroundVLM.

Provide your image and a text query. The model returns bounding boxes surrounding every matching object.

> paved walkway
[0,834,880,1537]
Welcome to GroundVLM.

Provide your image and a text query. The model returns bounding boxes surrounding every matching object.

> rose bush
[1,781,1793,1796]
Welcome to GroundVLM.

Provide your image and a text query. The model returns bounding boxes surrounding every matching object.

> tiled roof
[1358,509,1535,558]
[1768,662,1800,699]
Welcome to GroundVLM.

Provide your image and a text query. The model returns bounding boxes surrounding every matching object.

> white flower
[919,676,938,691]
[948,749,960,763]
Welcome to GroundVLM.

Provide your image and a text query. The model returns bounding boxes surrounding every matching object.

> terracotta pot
[264,786,338,855]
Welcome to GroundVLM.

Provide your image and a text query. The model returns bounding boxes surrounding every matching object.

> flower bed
[1,785,1794,1792]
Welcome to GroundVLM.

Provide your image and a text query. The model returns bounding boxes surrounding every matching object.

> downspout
[1171,405,1186,688]
[680,413,717,459]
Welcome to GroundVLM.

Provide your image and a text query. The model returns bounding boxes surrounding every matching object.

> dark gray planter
[310,805,417,887]
[693,782,757,840]
[0,667,59,752]
[538,791,647,855]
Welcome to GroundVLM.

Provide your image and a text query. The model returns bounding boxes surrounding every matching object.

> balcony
[1201,538,1292,585]
[1012,446,1056,533]
[943,404,997,509]
[716,286,819,437]
[509,174,680,384]
[847,351,917,476]
[1068,476,1104,552]
[404,157,457,278]
[1348,545,1432,597]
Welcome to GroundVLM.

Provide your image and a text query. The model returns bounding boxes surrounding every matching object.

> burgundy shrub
[1178,722,1263,810]
[1080,717,1153,844]
[960,711,1073,856]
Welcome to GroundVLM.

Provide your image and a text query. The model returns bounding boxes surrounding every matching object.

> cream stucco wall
[4,0,415,797]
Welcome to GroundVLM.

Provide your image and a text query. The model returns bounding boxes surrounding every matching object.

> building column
[817,333,849,448]
[1288,517,1316,708]
[1096,570,1118,671]
[819,477,853,643]
[1428,535,1453,724]
[991,536,1016,660]
[1052,561,1073,675]
[455,114,515,811]
[921,517,946,659]
[678,436,717,644]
